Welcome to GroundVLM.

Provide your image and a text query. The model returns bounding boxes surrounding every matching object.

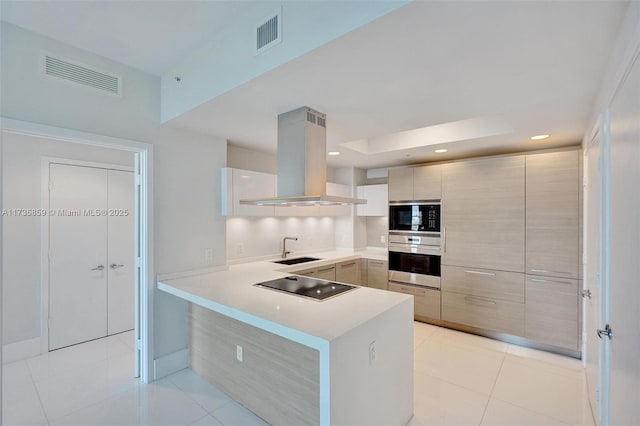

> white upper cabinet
[221,168,275,217]
[388,165,441,201]
[356,184,388,216]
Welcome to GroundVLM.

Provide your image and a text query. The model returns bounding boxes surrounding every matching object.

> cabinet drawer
[360,259,368,286]
[367,260,388,290]
[525,276,579,350]
[389,283,441,320]
[442,291,524,336]
[315,265,336,281]
[441,266,524,303]
[335,260,360,285]
[295,267,317,277]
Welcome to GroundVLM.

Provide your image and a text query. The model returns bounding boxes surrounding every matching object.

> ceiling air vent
[44,54,121,95]
[255,9,282,54]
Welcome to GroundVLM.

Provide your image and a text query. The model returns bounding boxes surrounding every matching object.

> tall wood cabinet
[441,156,525,273]
[525,150,580,279]
[388,165,441,201]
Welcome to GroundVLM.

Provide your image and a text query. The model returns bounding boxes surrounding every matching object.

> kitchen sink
[271,256,321,265]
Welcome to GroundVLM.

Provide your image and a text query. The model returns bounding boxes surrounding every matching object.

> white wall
[334,167,367,249]
[226,216,335,262]
[1,22,227,363]
[1,132,134,345]
[227,144,277,174]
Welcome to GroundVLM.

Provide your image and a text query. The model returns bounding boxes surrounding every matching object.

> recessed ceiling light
[531,134,549,140]
[327,151,340,156]
[434,149,448,153]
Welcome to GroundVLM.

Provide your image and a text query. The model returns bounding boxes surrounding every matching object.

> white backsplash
[226,216,336,262]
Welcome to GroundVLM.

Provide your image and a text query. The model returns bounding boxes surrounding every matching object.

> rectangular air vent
[255,9,282,54]
[44,54,121,95]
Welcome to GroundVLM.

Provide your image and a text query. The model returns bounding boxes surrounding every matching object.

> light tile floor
[2,324,595,426]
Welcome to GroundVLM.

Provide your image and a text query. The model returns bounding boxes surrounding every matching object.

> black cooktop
[254,276,356,301]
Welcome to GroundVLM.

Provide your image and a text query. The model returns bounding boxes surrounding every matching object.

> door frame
[1,117,155,383]
[41,158,134,353]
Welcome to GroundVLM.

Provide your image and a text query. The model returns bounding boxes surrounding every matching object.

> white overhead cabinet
[356,184,388,216]
[221,168,276,217]
[221,167,351,217]
[388,165,441,202]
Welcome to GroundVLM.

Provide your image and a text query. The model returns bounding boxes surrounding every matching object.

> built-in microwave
[389,202,440,234]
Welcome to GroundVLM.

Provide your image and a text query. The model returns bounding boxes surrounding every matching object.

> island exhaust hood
[240,107,366,206]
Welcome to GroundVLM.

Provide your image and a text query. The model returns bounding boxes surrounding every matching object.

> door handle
[597,324,613,340]
[581,289,592,299]
[91,265,104,271]
[110,264,125,270]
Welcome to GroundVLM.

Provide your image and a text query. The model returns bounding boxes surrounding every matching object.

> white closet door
[49,164,108,350]
[107,170,135,335]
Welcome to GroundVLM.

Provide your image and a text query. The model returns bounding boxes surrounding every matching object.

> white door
[107,169,135,335]
[49,164,108,350]
[605,54,640,426]
[584,131,603,423]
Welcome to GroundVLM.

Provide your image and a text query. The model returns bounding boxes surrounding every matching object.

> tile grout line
[477,345,509,425]
[168,371,234,423]
[23,359,52,426]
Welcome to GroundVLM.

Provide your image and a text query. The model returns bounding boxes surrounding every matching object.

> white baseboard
[3,337,42,364]
[153,348,188,380]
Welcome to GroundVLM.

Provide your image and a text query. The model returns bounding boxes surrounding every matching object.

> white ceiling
[0,0,250,75]
[2,1,629,169]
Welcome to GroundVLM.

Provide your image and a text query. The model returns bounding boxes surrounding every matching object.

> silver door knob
[91,265,105,271]
[581,289,592,299]
[597,324,613,340]
[110,264,125,269]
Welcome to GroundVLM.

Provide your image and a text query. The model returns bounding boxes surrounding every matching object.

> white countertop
[157,248,410,348]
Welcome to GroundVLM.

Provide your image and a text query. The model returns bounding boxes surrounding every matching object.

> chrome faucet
[282,237,298,258]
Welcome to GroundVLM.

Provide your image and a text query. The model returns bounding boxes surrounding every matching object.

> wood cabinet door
[335,260,360,285]
[388,282,441,320]
[413,165,441,200]
[315,265,336,281]
[388,168,413,201]
[442,156,525,272]
[367,260,388,290]
[525,275,579,350]
[526,150,580,279]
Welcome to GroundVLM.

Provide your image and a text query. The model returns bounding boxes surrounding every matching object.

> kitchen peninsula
[157,250,413,426]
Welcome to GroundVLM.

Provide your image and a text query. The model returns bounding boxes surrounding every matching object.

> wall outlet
[236,345,243,362]
[236,244,244,255]
[205,248,214,263]
[380,235,386,244]
[369,341,376,366]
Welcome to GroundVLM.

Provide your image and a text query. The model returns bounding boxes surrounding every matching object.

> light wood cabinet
[367,259,388,290]
[388,168,413,201]
[315,265,336,281]
[388,165,441,202]
[388,282,441,320]
[360,259,368,286]
[442,156,525,273]
[335,259,360,285]
[526,150,580,279]
[221,168,276,217]
[442,291,525,336]
[413,165,442,200]
[441,266,524,303]
[525,275,579,350]
[356,184,388,216]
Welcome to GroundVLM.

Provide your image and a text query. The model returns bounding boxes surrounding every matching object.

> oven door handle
[388,245,441,256]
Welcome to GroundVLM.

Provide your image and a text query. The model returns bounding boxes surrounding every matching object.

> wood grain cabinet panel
[335,260,360,285]
[388,282,441,320]
[367,260,388,290]
[525,275,579,350]
[442,156,525,272]
[360,259,369,286]
[442,291,525,336]
[315,265,336,281]
[388,168,413,201]
[413,165,442,200]
[190,304,320,425]
[526,150,580,279]
[441,265,525,303]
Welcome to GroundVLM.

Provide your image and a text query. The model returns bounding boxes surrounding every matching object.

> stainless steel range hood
[240,107,366,206]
